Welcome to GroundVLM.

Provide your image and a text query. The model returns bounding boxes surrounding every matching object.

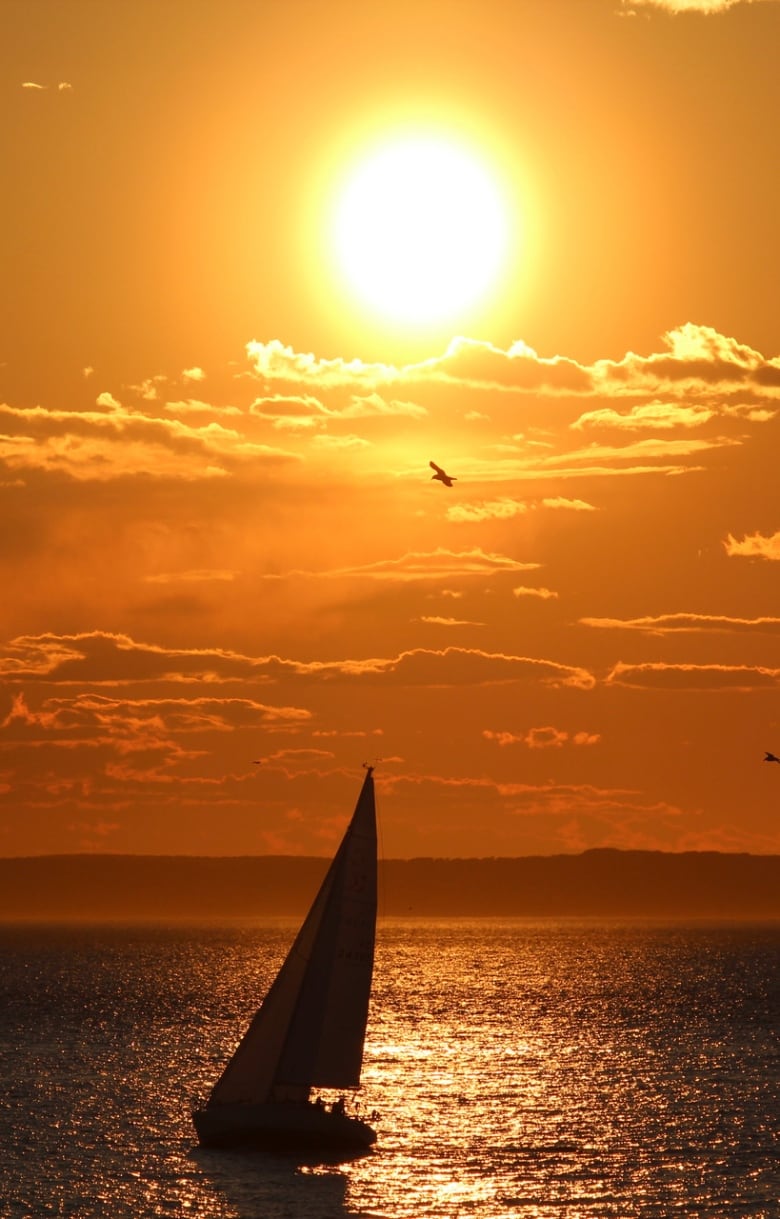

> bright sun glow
[331,135,511,327]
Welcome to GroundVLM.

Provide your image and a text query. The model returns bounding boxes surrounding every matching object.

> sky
[2,0,780,860]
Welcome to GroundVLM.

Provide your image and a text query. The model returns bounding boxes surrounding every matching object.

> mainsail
[206,766,377,1109]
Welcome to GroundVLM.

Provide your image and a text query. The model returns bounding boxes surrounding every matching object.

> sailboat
[192,765,378,1152]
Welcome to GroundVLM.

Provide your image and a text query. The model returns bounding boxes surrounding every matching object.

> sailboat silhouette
[192,766,378,1151]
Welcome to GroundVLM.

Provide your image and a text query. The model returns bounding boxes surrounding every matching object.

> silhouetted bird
[764,751,780,763]
[429,460,456,487]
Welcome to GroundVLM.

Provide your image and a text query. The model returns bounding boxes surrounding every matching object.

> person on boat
[332,1096,346,1116]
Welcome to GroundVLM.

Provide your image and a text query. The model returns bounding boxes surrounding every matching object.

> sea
[0,919,777,1219]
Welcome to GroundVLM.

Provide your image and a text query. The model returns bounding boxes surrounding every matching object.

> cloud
[250,390,426,431]
[129,376,167,401]
[0,691,312,757]
[96,391,122,410]
[526,435,738,467]
[260,747,336,767]
[342,392,426,419]
[246,326,780,406]
[143,570,238,585]
[251,394,328,431]
[245,340,399,387]
[312,433,371,450]
[418,616,485,627]
[512,586,558,600]
[311,728,384,738]
[483,726,600,748]
[311,648,596,689]
[21,80,72,91]
[4,324,776,491]
[447,497,529,523]
[541,497,597,511]
[724,531,780,560]
[464,458,704,482]
[164,399,241,417]
[426,337,592,392]
[383,771,662,839]
[259,548,542,583]
[447,494,598,523]
[573,401,715,431]
[591,324,780,396]
[0,631,596,690]
[621,0,768,12]
[0,398,296,480]
[246,335,591,393]
[605,661,780,690]
[67,819,119,842]
[461,434,735,486]
[581,612,780,634]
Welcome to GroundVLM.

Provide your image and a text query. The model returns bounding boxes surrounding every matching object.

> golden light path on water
[195,920,775,1218]
[0,920,777,1219]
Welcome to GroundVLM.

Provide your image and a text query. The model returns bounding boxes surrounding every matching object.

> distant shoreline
[2,849,779,919]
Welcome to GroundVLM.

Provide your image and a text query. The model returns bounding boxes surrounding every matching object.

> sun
[329,134,512,328]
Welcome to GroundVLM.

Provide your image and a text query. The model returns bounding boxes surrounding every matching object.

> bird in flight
[429,460,456,487]
[764,751,780,763]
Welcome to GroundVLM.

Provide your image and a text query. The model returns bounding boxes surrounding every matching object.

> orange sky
[2,0,780,859]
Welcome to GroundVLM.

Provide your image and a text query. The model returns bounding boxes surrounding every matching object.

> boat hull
[192,1101,377,1152]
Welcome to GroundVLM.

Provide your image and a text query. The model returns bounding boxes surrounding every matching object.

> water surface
[0,919,777,1217]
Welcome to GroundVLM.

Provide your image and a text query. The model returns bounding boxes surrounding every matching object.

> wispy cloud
[724,531,780,560]
[418,616,485,627]
[512,586,558,600]
[484,726,600,749]
[573,401,715,431]
[447,497,528,523]
[622,0,769,12]
[447,495,598,523]
[582,612,780,633]
[164,399,241,417]
[541,497,597,511]
[259,548,541,582]
[21,80,72,90]
[143,570,238,585]
[1,690,311,744]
